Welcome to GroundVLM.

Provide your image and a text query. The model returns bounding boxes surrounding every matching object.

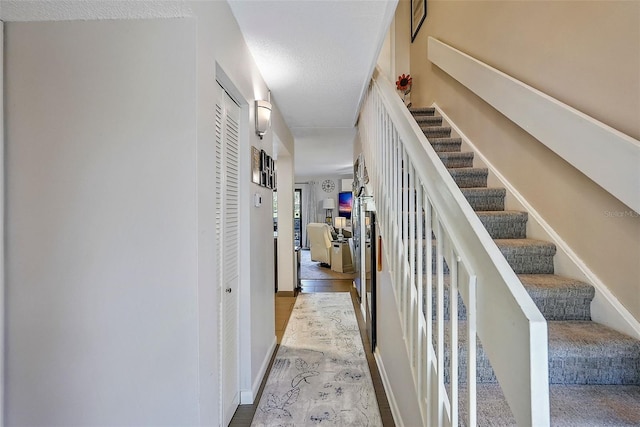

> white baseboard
[240,336,277,404]
[374,348,404,427]
[433,103,640,340]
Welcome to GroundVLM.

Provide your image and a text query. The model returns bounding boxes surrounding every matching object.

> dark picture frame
[257,149,276,190]
[270,158,277,190]
[260,149,268,187]
[251,146,261,185]
[411,0,426,43]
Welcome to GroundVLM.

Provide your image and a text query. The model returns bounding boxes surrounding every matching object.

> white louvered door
[216,84,240,426]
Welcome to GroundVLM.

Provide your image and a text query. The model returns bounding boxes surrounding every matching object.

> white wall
[376,250,424,426]
[376,0,412,97]
[276,152,296,293]
[410,0,640,321]
[2,1,295,424]
[190,0,294,409]
[5,19,199,425]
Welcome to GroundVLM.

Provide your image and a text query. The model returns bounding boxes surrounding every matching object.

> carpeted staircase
[410,107,640,426]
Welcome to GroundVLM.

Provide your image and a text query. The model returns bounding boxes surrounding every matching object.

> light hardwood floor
[275,295,296,344]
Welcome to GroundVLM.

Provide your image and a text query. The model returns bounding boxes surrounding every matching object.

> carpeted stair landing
[410,107,640,426]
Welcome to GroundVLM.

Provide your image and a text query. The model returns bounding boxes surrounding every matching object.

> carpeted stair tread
[409,106,435,115]
[437,151,475,168]
[547,321,640,384]
[423,126,452,139]
[519,274,594,321]
[416,116,443,126]
[423,273,595,322]
[448,167,488,188]
[430,137,462,152]
[459,384,640,426]
[422,273,595,322]
[547,384,640,426]
[461,187,506,211]
[494,238,556,274]
[494,238,557,254]
[437,320,640,385]
[476,210,528,239]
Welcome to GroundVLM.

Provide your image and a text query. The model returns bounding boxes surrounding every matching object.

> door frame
[215,65,251,424]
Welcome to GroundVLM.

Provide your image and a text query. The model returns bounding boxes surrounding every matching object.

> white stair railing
[428,37,640,214]
[358,67,550,426]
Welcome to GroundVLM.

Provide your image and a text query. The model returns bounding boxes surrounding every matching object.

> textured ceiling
[229,0,397,177]
[3,0,396,178]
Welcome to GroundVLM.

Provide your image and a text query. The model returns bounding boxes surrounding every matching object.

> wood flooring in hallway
[229,279,395,426]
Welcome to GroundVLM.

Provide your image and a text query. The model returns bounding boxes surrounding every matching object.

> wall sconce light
[255,99,272,139]
[334,216,346,241]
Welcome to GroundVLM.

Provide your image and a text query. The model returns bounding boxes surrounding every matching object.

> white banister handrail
[428,36,640,214]
[359,67,550,426]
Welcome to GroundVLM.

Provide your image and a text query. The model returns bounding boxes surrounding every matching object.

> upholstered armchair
[307,223,333,266]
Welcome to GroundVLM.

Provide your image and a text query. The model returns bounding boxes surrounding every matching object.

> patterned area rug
[299,249,356,280]
[251,293,382,426]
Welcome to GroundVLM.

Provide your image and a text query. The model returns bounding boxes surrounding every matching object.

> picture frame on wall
[255,149,276,190]
[271,159,277,190]
[411,0,426,42]
[268,157,276,190]
[251,146,261,185]
[260,149,267,173]
[260,149,268,187]
[266,161,272,189]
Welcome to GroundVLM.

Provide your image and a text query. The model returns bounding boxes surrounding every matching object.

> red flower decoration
[396,74,412,91]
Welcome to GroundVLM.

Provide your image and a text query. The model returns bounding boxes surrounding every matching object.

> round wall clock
[321,179,335,193]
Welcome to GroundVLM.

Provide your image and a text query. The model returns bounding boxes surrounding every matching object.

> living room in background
[294,189,302,247]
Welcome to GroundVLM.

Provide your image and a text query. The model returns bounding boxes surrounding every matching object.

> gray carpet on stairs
[449,167,489,188]
[438,151,475,168]
[417,116,443,126]
[476,211,528,239]
[547,321,640,385]
[409,107,435,115]
[519,274,594,321]
[430,137,463,152]
[494,239,557,274]
[432,318,640,386]
[409,106,640,425]
[458,384,640,426]
[460,187,506,211]
[423,125,452,138]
